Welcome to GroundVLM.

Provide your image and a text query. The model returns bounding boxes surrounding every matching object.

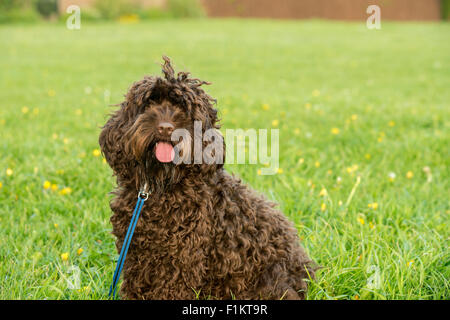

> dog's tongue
[155,142,174,163]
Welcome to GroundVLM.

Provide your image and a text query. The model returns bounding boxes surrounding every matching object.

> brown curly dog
[99,56,315,300]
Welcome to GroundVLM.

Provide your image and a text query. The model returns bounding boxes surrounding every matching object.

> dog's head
[99,56,224,189]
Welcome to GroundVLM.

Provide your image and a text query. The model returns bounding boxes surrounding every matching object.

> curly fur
[99,56,315,300]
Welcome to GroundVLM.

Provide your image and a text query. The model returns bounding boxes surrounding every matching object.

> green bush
[442,0,450,20]
[92,0,137,20]
[0,0,207,23]
[167,0,205,18]
[0,7,40,24]
[0,0,42,23]
[0,0,30,11]
[137,7,174,20]
[34,0,58,18]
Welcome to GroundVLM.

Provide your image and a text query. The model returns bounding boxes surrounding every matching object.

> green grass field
[0,19,449,300]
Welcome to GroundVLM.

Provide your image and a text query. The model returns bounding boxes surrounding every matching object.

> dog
[99,56,315,299]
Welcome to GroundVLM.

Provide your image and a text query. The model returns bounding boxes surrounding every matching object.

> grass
[0,19,449,300]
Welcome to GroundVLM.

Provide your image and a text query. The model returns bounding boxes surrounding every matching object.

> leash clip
[138,183,149,201]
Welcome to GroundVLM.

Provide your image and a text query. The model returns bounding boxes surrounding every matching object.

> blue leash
[109,188,149,299]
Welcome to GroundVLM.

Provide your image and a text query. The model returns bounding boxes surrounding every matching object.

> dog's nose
[157,122,174,136]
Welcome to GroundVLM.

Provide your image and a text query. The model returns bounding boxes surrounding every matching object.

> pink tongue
[155,142,174,163]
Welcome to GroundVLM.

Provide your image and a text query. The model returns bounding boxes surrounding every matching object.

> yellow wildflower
[406,171,414,179]
[0,182,2,189]
[271,119,279,127]
[338,200,343,206]
[298,158,304,165]
[93,149,101,157]
[262,104,270,111]
[48,89,56,97]
[54,223,59,228]
[365,153,371,160]
[43,181,51,190]
[319,188,327,197]
[61,252,69,261]
[407,260,414,267]
[75,109,82,116]
[257,169,262,175]
[320,203,327,212]
[51,184,58,191]
[6,168,13,176]
[351,114,358,121]
[77,248,84,255]
[63,138,69,145]
[52,133,58,140]
[368,202,378,210]
[388,121,395,127]
[59,187,72,195]
[294,128,301,135]
[78,286,91,293]
[305,103,311,110]
[277,168,283,174]
[354,295,360,300]
[33,108,39,115]
[118,13,140,24]
[21,106,29,114]
[357,217,365,225]
[331,127,340,135]
[315,161,320,168]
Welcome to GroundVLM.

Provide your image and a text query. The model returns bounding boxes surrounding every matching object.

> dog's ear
[99,103,136,179]
[99,76,158,175]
